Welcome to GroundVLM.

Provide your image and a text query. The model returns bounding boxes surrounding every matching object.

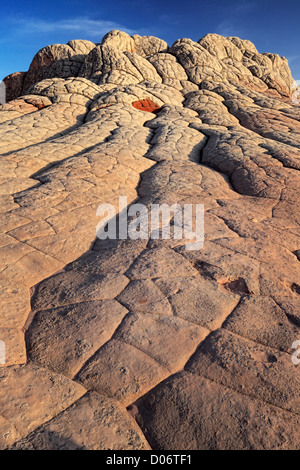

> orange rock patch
[132,99,161,114]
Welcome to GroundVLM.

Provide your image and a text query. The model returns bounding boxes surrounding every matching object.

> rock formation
[0,30,300,450]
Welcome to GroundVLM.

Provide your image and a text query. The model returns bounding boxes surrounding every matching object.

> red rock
[132,99,161,113]
[3,72,26,102]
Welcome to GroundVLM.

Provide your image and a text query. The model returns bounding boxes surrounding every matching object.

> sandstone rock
[223,296,300,353]
[102,30,135,53]
[154,276,240,329]
[3,72,26,102]
[134,372,300,450]
[26,300,128,377]
[113,312,209,372]
[0,364,85,444]
[132,34,168,57]
[116,279,173,315]
[132,98,160,113]
[0,415,21,449]
[0,29,300,450]
[12,392,150,450]
[186,329,300,414]
[31,271,129,310]
[76,339,170,405]
[126,247,199,279]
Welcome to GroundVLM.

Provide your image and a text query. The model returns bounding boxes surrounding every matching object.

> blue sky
[1,0,300,82]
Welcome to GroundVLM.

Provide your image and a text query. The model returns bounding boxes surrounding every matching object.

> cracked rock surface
[0,30,300,450]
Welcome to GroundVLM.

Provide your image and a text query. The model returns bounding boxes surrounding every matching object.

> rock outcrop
[0,30,300,450]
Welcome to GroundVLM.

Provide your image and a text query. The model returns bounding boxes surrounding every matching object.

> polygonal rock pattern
[0,30,300,450]
[0,363,85,445]
[11,392,151,450]
[133,372,300,450]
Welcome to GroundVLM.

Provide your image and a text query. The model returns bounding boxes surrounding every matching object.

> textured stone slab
[0,275,30,328]
[126,247,199,279]
[0,364,85,444]
[12,392,151,450]
[117,279,173,315]
[223,296,300,353]
[114,312,209,372]
[154,276,240,329]
[31,271,129,311]
[0,415,21,450]
[26,300,128,377]
[134,372,300,450]
[76,339,170,405]
[185,329,300,414]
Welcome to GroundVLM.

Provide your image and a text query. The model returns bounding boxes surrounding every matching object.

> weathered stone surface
[3,72,26,102]
[0,275,30,328]
[154,276,240,329]
[26,300,128,377]
[0,364,85,443]
[12,392,150,450]
[126,247,199,279]
[114,312,209,372]
[0,415,21,449]
[1,30,300,450]
[132,34,168,57]
[134,372,300,450]
[76,339,170,406]
[185,329,300,414]
[31,271,129,310]
[223,296,300,353]
[117,279,173,315]
[132,98,161,113]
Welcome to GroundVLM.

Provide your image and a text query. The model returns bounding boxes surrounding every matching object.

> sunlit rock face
[1,30,300,451]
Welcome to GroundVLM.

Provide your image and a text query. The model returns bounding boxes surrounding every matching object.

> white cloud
[287,55,300,64]
[233,1,256,13]
[215,20,244,38]
[8,16,142,39]
[214,1,257,38]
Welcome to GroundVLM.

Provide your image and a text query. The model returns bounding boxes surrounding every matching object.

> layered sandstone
[0,30,300,450]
